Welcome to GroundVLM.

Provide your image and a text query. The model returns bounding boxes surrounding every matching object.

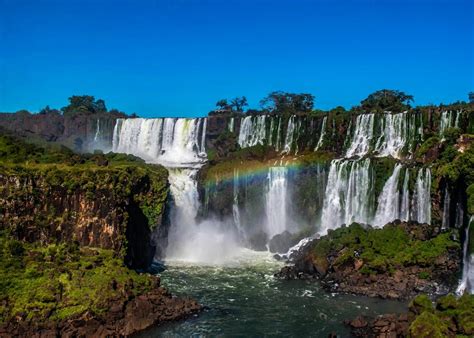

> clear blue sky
[1,0,473,117]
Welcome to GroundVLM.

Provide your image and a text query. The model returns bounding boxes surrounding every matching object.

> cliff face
[0,111,121,152]
[0,163,170,269]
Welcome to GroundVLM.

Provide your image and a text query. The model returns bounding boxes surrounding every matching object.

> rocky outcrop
[346,294,474,338]
[276,221,461,299]
[0,275,201,337]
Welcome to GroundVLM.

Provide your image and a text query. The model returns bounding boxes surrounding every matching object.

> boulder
[268,231,300,253]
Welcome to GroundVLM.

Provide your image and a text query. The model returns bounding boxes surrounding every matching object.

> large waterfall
[113,117,240,263]
[320,158,373,233]
[113,117,207,167]
[319,159,432,234]
[108,111,458,264]
[265,167,289,237]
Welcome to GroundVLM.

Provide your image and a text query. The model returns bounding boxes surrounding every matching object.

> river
[138,249,407,337]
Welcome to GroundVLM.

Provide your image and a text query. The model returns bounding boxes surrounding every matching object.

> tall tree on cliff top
[360,89,414,112]
[260,91,314,115]
[61,95,108,116]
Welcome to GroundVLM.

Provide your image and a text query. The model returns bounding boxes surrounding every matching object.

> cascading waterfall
[113,117,241,263]
[228,117,235,132]
[373,164,402,227]
[283,116,296,154]
[113,117,207,166]
[400,169,410,221]
[314,116,327,151]
[346,114,375,157]
[265,167,289,238]
[413,168,431,224]
[457,216,473,295]
[320,158,373,234]
[374,113,408,159]
[238,115,267,148]
[439,110,460,136]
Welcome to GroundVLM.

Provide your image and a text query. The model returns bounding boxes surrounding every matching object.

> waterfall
[439,111,459,136]
[457,216,473,295]
[200,118,207,154]
[413,168,431,224]
[93,119,100,143]
[112,117,207,167]
[283,116,296,154]
[374,113,408,159]
[346,114,375,157]
[275,117,282,151]
[373,164,402,227]
[265,167,289,238]
[320,159,372,233]
[238,115,267,148]
[113,117,242,263]
[228,117,235,132]
[442,188,451,229]
[400,169,410,221]
[314,116,327,151]
[232,169,244,238]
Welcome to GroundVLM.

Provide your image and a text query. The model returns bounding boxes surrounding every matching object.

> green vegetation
[358,89,414,113]
[259,91,315,115]
[0,133,168,231]
[0,230,156,324]
[408,294,474,337]
[312,223,459,274]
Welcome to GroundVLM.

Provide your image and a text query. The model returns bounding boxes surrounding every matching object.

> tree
[260,91,314,115]
[229,96,248,112]
[469,92,474,104]
[61,95,108,116]
[360,89,414,112]
[39,105,60,115]
[95,99,107,112]
[215,99,230,110]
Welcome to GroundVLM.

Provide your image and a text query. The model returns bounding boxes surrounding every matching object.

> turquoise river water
[138,249,407,337]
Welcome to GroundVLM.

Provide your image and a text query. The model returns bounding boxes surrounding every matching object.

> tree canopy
[260,91,314,115]
[61,95,108,116]
[360,89,414,112]
[214,96,248,113]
